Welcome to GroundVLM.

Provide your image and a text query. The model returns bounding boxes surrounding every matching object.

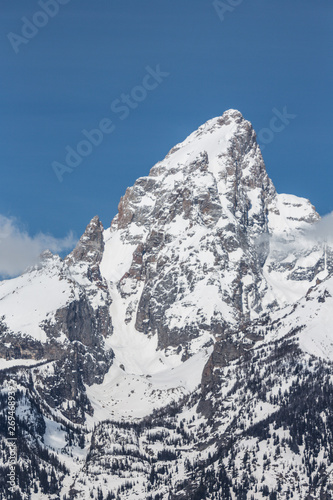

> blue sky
[0,0,332,274]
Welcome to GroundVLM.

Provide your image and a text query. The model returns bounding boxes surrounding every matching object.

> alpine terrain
[1,109,333,499]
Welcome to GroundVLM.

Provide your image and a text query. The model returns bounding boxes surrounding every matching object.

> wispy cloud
[0,215,76,278]
[260,211,333,258]
[282,211,333,251]
[305,211,333,245]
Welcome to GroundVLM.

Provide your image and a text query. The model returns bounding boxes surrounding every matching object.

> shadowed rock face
[66,215,107,285]
[67,215,104,266]
[40,217,113,415]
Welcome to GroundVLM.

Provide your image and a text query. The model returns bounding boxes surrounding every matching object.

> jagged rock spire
[67,215,104,265]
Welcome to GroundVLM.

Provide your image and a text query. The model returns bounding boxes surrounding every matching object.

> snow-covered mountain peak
[99,112,321,371]
[151,108,263,181]
[0,112,325,368]
[39,249,55,261]
[111,109,275,237]
[2,111,333,499]
[164,109,247,159]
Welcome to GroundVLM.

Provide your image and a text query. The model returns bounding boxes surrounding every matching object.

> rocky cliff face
[1,110,333,499]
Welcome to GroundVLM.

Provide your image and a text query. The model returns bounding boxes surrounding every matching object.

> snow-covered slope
[261,273,333,360]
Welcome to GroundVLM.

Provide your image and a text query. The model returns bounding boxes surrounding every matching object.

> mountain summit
[101,109,322,359]
[1,111,333,499]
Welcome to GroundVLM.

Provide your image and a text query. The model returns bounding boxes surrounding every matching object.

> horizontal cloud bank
[0,215,76,278]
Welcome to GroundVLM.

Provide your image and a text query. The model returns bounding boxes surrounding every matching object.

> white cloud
[281,211,333,252]
[258,211,333,257]
[0,215,76,278]
[304,211,333,245]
